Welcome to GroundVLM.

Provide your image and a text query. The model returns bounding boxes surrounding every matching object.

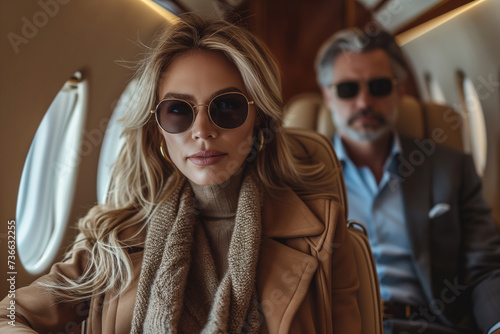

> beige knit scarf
[130,172,263,333]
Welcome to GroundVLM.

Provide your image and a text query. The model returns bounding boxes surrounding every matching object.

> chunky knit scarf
[130,172,263,333]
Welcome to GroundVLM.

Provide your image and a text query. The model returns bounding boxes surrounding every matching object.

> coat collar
[258,188,326,333]
[262,188,325,238]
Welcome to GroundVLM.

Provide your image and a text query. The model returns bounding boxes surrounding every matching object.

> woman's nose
[190,105,218,140]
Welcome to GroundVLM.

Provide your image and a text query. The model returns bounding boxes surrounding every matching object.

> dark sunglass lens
[336,82,359,99]
[157,100,193,133]
[210,94,248,129]
[369,78,393,96]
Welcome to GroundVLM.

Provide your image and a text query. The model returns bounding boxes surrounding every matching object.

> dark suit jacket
[390,137,500,333]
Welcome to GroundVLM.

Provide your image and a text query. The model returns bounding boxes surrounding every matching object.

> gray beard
[332,111,390,142]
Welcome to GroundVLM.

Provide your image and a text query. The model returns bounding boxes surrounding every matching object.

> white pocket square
[429,203,451,219]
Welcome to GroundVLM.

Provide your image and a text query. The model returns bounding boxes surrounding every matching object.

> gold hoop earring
[160,138,172,163]
[257,129,265,152]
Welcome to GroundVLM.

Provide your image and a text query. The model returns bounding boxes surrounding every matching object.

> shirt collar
[332,134,349,165]
[333,133,402,171]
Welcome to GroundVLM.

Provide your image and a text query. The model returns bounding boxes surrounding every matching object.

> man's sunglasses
[330,78,398,99]
[151,92,254,134]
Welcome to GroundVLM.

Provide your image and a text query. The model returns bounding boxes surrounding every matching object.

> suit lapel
[397,138,434,302]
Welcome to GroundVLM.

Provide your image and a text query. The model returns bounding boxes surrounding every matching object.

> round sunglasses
[151,92,254,134]
[330,77,398,99]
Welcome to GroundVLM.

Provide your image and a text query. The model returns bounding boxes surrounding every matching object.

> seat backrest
[286,128,383,334]
[284,93,464,152]
[348,221,384,333]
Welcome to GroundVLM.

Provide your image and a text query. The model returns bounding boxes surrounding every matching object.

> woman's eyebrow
[211,87,244,97]
[161,87,244,101]
[161,92,193,100]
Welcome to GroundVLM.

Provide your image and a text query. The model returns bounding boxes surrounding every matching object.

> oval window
[97,80,137,204]
[424,72,446,104]
[459,74,488,176]
[16,72,87,274]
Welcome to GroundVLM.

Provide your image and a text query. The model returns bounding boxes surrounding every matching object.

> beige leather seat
[347,221,383,333]
[287,128,383,334]
[284,93,464,152]
[284,95,465,333]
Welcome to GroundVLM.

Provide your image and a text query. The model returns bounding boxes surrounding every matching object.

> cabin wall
[242,0,375,102]
[0,0,172,297]
[399,0,500,227]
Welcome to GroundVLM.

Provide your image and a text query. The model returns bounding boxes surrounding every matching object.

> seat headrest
[285,127,348,216]
[284,93,463,152]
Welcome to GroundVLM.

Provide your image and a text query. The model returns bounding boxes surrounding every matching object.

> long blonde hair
[45,13,336,301]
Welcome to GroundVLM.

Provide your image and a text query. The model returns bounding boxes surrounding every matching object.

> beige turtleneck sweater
[189,171,243,280]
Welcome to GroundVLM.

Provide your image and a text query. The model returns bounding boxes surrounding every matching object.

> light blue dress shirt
[333,135,427,307]
[334,135,500,334]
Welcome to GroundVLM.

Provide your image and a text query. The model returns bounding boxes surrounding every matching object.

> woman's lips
[188,150,227,166]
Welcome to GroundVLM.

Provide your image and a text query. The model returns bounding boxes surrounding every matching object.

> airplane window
[16,72,87,274]
[424,72,446,104]
[97,80,137,204]
[151,0,183,14]
[459,74,488,176]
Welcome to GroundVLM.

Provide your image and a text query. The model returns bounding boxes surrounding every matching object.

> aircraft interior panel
[398,0,500,227]
[0,0,173,297]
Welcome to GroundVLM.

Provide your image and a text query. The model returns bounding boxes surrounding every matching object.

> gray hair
[315,29,408,87]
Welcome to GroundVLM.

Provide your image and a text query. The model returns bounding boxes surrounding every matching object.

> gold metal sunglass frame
[150,91,255,133]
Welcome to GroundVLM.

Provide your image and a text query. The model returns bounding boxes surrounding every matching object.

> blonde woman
[0,14,360,333]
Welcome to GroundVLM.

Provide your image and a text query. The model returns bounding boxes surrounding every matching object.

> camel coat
[0,188,360,333]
